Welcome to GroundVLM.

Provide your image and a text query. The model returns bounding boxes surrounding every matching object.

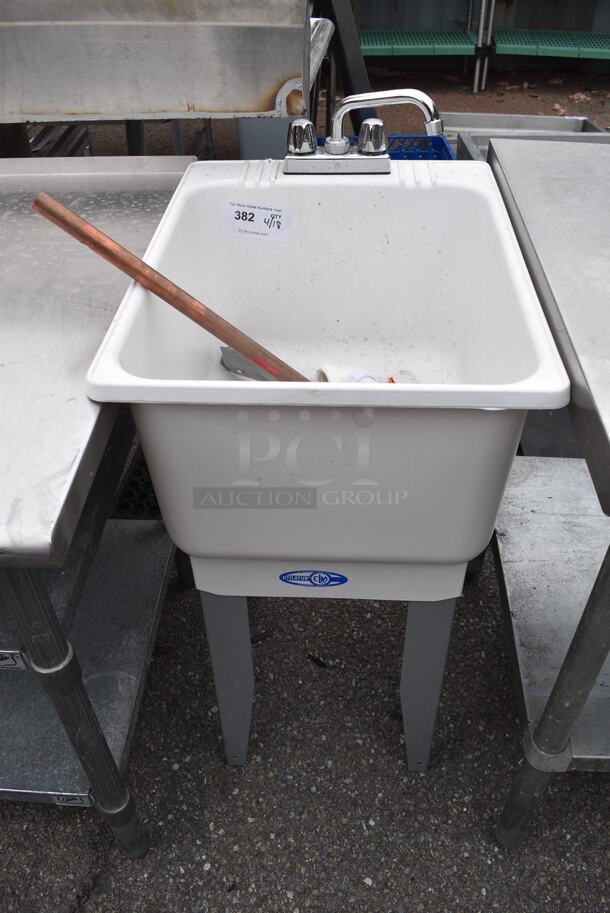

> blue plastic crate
[316,134,454,160]
[386,134,454,159]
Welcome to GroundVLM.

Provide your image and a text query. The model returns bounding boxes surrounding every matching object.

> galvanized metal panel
[0,0,312,120]
[352,0,475,31]
[352,0,607,33]
[515,0,598,31]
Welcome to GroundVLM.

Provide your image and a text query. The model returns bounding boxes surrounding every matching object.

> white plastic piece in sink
[316,365,381,383]
[87,159,569,601]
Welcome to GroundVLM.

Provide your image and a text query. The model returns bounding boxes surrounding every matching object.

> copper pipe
[32,191,308,383]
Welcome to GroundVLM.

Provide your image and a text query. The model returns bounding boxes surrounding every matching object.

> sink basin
[88,159,569,601]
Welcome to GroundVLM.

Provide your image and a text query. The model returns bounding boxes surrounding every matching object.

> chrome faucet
[325,89,443,154]
[284,88,443,174]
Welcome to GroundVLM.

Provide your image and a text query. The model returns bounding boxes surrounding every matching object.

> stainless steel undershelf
[0,520,173,803]
[495,457,610,771]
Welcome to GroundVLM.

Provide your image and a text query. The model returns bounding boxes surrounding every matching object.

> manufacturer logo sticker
[279,570,348,588]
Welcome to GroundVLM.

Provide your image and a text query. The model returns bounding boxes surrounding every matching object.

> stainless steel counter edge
[0,156,196,193]
[0,406,118,568]
[488,141,610,514]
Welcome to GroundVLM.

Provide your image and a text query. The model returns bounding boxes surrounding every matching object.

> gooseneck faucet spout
[325,88,443,155]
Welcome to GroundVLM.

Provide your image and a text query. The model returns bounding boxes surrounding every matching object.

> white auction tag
[222,201,290,242]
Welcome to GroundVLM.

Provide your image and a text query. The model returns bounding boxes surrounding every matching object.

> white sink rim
[87,159,569,410]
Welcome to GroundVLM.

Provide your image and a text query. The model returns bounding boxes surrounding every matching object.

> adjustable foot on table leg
[97,793,150,859]
[495,760,552,848]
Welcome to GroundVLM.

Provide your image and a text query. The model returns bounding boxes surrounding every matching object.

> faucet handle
[358,118,387,155]
[287,118,316,155]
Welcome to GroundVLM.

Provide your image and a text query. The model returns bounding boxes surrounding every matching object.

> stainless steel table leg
[0,567,149,858]
[171,120,184,155]
[201,592,254,766]
[400,598,456,771]
[496,546,610,847]
[125,120,146,156]
[174,548,195,589]
[465,543,488,585]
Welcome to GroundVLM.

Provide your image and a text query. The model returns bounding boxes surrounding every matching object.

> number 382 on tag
[223,201,290,242]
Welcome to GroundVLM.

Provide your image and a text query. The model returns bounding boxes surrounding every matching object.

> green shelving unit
[359,30,477,58]
[358,30,395,56]
[493,29,610,61]
[493,29,539,56]
[535,31,580,59]
[575,31,610,60]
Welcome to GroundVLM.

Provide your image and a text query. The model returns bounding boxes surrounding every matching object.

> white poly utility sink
[88,159,569,602]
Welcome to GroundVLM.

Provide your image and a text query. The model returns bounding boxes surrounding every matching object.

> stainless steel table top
[0,156,193,566]
[489,139,610,514]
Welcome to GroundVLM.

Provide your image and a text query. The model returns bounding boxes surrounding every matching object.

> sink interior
[119,169,540,387]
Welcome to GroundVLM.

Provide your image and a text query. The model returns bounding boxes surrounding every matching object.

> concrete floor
[1,555,608,912]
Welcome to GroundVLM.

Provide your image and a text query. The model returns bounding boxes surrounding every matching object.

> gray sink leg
[200,592,254,766]
[400,598,456,772]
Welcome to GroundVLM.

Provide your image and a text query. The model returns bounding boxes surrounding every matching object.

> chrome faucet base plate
[283,149,391,175]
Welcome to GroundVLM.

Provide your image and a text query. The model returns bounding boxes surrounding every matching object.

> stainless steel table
[0,157,191,854]
[445,112,608,161]
[487,140,610,845]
